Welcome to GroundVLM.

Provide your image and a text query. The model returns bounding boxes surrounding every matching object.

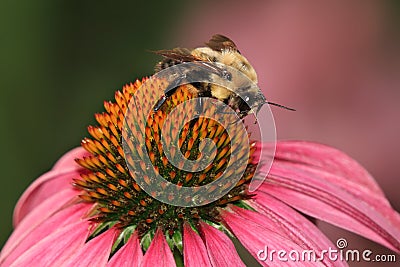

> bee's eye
[237,97,251,112]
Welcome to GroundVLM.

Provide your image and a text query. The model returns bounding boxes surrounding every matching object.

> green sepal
[172,230,183,253]
[234,200,256,211]
[165,230,175,251]
[90,221,117,238]
[173,248,184,267]
[111,225,136,253]
[140,229,155,252]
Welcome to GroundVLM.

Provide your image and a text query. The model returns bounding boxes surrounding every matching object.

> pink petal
[107,232,143,267]
[5,220,91,267]
[52,147,90,171]
[245,195,348,267]
[247,194,331,248]
[183,222,212,267]
[222,207,327,267]
[13,167,84,226]
[256,141,400,253]
[198,221,246,267]
[1,188,81,260]
[62,228,118,267]
[271,158,400,229]
[263,141,386,198]
[141,229,175,267]
[1,202,92,265]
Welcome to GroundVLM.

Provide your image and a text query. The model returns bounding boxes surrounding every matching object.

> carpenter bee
[153,34,294,118]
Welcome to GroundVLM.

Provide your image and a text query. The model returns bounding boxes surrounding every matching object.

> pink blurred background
[175,1,399,266]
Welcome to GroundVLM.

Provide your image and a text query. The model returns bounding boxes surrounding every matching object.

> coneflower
[1,75,399,267]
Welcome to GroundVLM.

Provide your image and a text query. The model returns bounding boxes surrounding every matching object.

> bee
[153,34,294,119]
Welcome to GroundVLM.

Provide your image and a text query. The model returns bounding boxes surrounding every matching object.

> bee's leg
[154,85,182,111]
[229,116,244,125]
[214,106,243,125]
[217,109,236,115]
[154,71,188,111]
[154,95,168,111]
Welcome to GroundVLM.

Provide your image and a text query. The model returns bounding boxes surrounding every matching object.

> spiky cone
[2,77,400,267]
[74,77,256,244]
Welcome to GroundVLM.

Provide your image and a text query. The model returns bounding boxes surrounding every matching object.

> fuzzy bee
[153,34,294,118]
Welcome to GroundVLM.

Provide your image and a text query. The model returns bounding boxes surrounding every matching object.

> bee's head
[229,86,266,119]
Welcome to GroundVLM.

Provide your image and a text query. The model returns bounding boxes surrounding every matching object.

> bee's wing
[152,48,199,62]
[205,34,238,52]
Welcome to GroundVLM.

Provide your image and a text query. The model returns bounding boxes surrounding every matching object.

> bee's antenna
[266,101,296,111]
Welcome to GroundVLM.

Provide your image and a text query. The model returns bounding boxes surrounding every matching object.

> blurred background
[1,1,399,266]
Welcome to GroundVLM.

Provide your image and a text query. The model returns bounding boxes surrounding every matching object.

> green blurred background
[1,2,399,266]
[0,0,190,247]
